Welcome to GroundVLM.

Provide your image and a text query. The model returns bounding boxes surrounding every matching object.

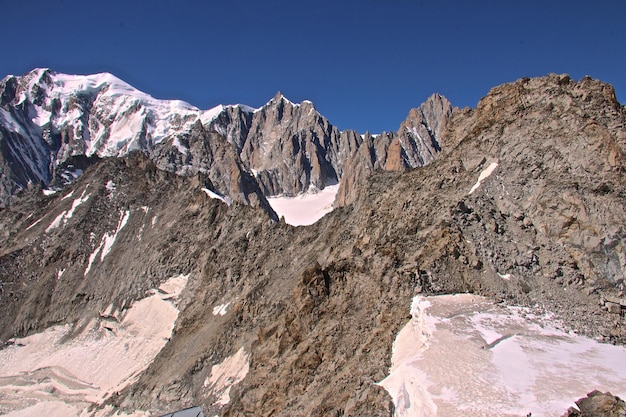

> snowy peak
[0,69,276,209]
[1,68,203,160]
[200,103,257,126]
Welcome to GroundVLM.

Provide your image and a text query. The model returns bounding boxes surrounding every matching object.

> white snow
[100,210,131,261]
[212,302,231,316]
[66,189,91,219]
[200,104,225,125]
[379,294,626,417]
[31,107,52,127]
[236,104,257,113]
[266,184,340,226]
[200,103,257,125]
[25,217,43,231]
[84,210,131,276]
[204,346,250,406]
[172,137,188,155]
[378,297,438,416]
[7,70,204,161]
[0,108,29,138]
[202,187,233,206]
[46,211,68,232]
[469,161,499,194]
[0,274,188,416]
[61,190,75,200]
[84,239,104,277]
[45,189,90,233]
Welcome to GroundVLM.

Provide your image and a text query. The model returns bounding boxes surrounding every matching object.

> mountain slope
[0,74,624,416]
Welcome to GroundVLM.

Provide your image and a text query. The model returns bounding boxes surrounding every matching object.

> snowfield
[266,184,339,226]
[379,294,626,417]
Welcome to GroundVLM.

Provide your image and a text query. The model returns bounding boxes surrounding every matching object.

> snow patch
[0,108,29,137]
[204,346,250,406]
[202,188,233,206]
[61,190,75,200]
[212,302,231,316]
[45,189,90,233]
[84,210,131,276]
[100,210,131,261]
[25,218,43,231]
[378,297,438,417]
[469,161,499,194]
[0,274,188,416]
[46,211,68,232]
[172,137,188,155]
[266,184,339,226]
[200,104,225,125]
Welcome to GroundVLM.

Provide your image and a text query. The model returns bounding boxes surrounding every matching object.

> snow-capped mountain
[0,68,450,208]
[0,68,268,208]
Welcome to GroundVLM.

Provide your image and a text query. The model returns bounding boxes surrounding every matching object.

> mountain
[0,73,625,416]
[0,69,269,210]
[0,69,450,210]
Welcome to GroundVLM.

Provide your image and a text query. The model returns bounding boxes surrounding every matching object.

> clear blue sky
[1,0,625,133]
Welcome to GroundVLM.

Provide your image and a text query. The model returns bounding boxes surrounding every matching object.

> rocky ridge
[0,73,624,416]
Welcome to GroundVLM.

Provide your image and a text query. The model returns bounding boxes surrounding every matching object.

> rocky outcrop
[562,391,626,417]
[207,92,452,201]
[238,93,345,195]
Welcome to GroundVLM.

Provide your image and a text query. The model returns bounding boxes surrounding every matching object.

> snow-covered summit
[3,68,203,159]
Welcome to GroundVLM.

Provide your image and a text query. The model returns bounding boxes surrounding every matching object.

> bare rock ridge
[0,73,624,417]
[0,68,451,209]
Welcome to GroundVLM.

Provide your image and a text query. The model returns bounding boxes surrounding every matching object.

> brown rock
[562,390,626,417]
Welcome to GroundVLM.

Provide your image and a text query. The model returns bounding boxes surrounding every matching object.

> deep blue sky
[2,0,625,133]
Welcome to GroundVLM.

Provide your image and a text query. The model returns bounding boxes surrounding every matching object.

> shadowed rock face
[0,74,624,416]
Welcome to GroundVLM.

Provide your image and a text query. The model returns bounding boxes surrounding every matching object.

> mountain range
[0,69,625,416]
[0,68,450,212]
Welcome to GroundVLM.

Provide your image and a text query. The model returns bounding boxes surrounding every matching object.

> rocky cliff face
[206,91,447,198]
[334,93,453,206]
[0,74,625,416]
